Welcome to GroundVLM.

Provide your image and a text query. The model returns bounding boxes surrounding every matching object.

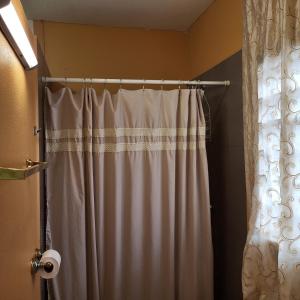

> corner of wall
[187,0,243,79]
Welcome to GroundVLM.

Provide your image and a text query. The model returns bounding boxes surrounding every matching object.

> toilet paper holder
[31,249,54,274]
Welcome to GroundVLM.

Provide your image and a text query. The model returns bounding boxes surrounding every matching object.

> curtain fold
[243,0,300,299]
[45,87,213,300]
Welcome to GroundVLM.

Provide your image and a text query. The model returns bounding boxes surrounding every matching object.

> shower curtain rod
[42,77,230,86]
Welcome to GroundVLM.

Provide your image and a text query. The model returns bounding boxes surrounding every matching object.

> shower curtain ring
[119,79,122,90]
[161,79,164,90]
[178,80,181,90]
[142,79,145,91]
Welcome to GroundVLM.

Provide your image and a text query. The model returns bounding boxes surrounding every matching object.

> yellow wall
[34,21,191,82]
[0,0,40,299]
[188,0,243,78]
[35,0,242,81]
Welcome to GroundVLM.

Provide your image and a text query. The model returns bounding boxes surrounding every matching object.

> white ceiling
[21,0,214,31]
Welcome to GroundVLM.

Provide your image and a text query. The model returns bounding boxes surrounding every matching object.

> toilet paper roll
[39,249,61,279]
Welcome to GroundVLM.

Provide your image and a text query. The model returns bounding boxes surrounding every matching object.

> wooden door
[0,0,40,299]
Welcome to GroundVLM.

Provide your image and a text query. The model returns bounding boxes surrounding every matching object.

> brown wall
[188,0,243,78]
[0,0,40,299]
[198,51,246,299]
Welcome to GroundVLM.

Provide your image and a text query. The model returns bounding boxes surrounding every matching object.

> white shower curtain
[45,87,213,300]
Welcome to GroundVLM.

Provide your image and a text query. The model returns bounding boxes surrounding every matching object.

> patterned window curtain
[242,0,300,299]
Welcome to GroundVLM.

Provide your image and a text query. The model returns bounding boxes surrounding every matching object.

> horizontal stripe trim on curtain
[46,126,206,153]
[45,127,206,139]
[46,140,206,153]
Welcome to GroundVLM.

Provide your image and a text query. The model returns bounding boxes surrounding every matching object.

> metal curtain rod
[42,77,230,86]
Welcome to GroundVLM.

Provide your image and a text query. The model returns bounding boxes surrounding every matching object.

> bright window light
[0,2,38,69]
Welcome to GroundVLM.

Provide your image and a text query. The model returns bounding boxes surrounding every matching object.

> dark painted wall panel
[197,50,247,300]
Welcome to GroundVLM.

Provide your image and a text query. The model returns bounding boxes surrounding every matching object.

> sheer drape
[45,88,213,300]
[243,1,300,299]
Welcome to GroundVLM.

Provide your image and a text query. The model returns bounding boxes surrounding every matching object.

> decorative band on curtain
[45,127,206,153]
